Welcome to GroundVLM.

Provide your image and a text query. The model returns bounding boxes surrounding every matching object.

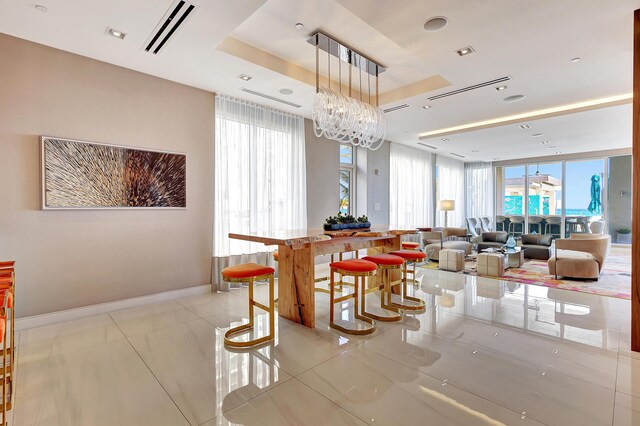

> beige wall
[0,34,215,317]
[304,119,339,227]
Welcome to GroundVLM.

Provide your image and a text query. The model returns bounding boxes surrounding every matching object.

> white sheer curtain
[436,155,465,227]
[389,143,434,228]
[213,95,306,289]
[465,162,494,220]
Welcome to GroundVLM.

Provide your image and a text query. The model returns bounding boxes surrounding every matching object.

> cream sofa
[547,234,611,280]
[420,228,472,260]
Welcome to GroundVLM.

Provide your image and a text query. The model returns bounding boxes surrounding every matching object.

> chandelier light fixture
[308,32,386,150]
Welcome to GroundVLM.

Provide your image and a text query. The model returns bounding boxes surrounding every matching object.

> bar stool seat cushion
[388,249,427,261]
[222,263,275,279]
[362,254,405,266]
[330,259,378,273]
[272,251,279,261]
[401,242,420,249]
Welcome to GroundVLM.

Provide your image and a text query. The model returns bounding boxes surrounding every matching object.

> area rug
[420,253,631,299]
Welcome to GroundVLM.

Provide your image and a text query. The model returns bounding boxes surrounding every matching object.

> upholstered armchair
[547,234,611,280]
[476,232,509,252]
[420,228,472,260]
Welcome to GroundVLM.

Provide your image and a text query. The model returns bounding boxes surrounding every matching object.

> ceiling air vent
[450,153,466,159]
[240,88,302,108]
[418,142,438,150]
[427,76,511,101]
[144,0,197,55]
[383,104,410,113]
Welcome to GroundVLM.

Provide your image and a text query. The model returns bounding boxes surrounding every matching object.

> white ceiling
[0,0,638,161]
[418,103,632,162]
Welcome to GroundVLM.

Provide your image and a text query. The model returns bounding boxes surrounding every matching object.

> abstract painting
[41,137,186,209]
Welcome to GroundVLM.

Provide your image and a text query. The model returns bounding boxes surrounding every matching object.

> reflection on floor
[11,265,639,426]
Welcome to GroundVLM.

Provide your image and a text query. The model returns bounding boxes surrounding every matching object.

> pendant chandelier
[308,32,386,150]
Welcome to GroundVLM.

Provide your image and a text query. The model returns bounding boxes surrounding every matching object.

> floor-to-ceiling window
[493,155,627,241]
[500,166,526,216]
[565,159,605,236]
[527,162,563,236]
[339,145,355,215]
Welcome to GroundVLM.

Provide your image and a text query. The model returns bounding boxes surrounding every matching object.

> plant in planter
[323,213,371,230]
[617,227,632,244]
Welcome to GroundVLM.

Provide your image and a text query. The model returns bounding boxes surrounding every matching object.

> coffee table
[480,247,524,269]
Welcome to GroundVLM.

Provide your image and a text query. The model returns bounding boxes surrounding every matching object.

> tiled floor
[10,265,639,425]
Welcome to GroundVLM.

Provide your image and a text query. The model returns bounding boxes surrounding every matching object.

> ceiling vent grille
[427,76,511,101]
[417,142,437,149]
[144,0,197,55]
[450,152,466,159]
[383,104,410,113]
[240,88,302,108]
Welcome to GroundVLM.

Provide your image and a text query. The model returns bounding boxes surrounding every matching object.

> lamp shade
[439,200,455,211]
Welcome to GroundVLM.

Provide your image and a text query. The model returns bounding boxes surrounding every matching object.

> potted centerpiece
[616,228,632,244]
[323,213,371,231]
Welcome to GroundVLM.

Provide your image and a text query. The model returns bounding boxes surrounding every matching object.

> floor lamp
[439,200,455,227]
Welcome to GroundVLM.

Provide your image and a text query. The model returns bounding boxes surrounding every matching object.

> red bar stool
[329,259,378,335]
[221,263,275,348]
[0,313,5,425]
[0,289,9,419]
[0,261,15,401]
[401,241,420,250]
[387,250,426,311]
[361,254,404,322]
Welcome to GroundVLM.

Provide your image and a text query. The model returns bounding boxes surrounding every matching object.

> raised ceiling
[0,0,637,160]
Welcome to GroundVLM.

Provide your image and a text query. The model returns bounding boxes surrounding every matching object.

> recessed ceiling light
[295,22,304,30]
[554,151,562,154]
[106,27,126,39]
[492,157,500,161]
[531,133,544,137]
[456,46,475,56]
[503,94,526,102]
[540,140,551,145]
[34,4,48,13]
[519,124,531,130]
[495,85,508,91]
[279,88,293,95]
[471,149,479,153]
[422,105,432,109]
[441,138,450,142]
[237,74,253,81]
[423,16,448,32]
[570,57,581,63]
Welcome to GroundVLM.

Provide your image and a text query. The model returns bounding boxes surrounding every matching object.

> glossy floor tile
[202,379,367,426]
[127,318,291,425]
[11,265,640,425]
[298,345,544,425]
[14,339,188,426]
[614,392,640,426]
[18,314,124,365]
[109,300,200,337]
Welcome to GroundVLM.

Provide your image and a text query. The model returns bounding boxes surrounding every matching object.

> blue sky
[505,160,604,210]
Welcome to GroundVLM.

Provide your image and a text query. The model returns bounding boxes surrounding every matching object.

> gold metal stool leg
[329,269,376,335]
[387,262,425,311]
[224,274,275,348]
[362,267,402,322]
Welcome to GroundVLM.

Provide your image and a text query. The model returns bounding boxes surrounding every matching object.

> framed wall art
[41,136,186,209]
